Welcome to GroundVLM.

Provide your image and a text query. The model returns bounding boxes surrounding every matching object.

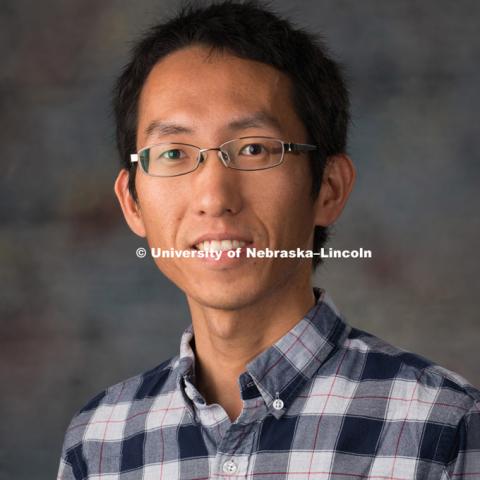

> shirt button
[273,398,284,410]
[222,460,238,474]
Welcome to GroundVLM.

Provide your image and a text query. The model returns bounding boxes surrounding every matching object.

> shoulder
[338,325,480,421]
[61,356,178,453]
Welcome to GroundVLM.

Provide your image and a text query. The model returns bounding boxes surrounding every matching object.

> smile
[194,239,247,251]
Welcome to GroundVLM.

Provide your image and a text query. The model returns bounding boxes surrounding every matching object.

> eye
[159,148,186,160]
[239,143,266,156]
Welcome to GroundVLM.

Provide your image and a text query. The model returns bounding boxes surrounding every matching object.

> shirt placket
[210,371,273,478]
[184,371,268,479]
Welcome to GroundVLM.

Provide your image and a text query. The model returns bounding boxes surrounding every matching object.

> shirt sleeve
[57,412,89,480]
[445,400,480,479]
[57,457,76,480]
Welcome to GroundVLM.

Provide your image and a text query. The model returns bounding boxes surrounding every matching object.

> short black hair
[113,0,350,269]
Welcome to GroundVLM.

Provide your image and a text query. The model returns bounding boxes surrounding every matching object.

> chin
[186,282,268,312]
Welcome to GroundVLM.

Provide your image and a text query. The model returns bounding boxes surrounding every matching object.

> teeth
[195,239,247,251]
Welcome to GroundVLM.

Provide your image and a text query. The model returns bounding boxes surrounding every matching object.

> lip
[190,232,254,249]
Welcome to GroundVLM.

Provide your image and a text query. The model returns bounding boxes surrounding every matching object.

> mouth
[192,239,251,252]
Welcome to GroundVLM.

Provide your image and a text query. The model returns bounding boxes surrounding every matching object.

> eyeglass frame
[129,136,318,177]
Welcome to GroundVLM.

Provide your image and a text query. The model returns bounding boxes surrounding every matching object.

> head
[113,1,355,310]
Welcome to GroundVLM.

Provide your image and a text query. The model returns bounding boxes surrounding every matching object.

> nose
[192,148,243,217]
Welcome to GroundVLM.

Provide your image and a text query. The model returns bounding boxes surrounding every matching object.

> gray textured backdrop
[1,1,479,479]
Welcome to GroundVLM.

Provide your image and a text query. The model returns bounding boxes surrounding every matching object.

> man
[58,2,480,479]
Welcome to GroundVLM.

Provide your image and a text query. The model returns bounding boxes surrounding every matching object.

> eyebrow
[144,121,193,139]
[143,111,283,141]
[227,111,282,133]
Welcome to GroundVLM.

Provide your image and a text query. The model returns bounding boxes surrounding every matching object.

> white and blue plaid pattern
[58,289,480,479]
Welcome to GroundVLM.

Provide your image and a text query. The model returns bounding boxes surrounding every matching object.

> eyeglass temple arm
[284,143,317,153]
[130,154,138,163]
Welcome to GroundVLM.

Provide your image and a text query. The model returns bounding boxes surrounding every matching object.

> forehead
[137,45,304,145]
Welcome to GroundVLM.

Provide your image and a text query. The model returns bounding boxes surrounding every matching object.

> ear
[114,169,147,237]
[313,154,356,226]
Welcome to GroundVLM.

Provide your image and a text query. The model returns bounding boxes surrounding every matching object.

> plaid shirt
[58,289,480,479]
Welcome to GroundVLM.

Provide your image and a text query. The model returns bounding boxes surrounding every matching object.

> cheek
[245,163,315,241]
[136,180,185,245]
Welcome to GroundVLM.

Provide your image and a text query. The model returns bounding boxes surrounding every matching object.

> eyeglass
[130,136,317,177]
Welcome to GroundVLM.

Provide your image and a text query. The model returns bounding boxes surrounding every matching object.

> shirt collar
[174,288,350,419]
[245,288,350,417]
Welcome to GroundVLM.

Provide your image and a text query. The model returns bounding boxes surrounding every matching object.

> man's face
[124,45,323,310]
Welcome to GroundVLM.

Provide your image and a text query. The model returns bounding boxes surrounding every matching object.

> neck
[186,268,316,421]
